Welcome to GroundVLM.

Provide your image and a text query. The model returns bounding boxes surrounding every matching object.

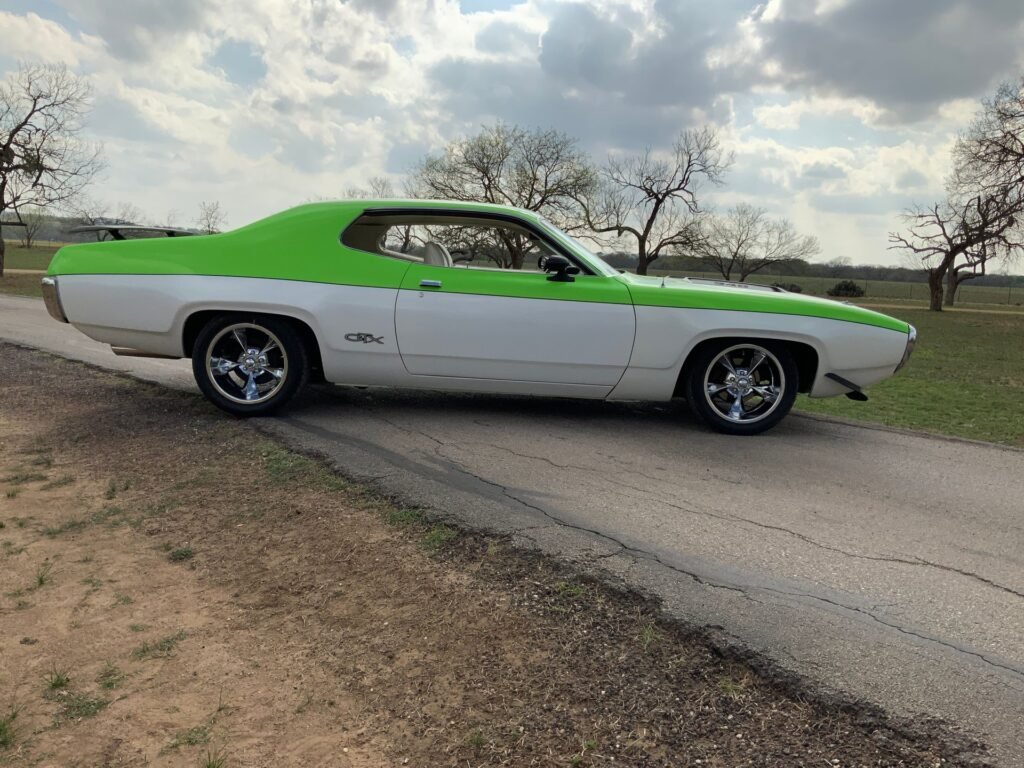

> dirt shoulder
[0,344,984,767]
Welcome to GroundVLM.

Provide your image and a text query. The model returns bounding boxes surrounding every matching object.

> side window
[341,214,564,273]
[409,223,561,272]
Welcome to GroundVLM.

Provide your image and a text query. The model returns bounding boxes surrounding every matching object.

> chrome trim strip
[40,277,69,323]
[110,347,180,360]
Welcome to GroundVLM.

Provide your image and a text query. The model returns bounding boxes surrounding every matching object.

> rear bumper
[40,277,69,323]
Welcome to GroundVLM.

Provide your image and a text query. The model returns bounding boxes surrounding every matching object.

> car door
[395,263,636,386]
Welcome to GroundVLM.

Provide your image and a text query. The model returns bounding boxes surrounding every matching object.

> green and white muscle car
[41,200,915,435]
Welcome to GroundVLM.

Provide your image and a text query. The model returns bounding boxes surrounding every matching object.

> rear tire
[192,314,309,417]
[685,340,798,436]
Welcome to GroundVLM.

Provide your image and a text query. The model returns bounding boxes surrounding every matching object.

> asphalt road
[3,293,1023,764]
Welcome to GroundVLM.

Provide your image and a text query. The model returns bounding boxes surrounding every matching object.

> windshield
[537,218,619,277]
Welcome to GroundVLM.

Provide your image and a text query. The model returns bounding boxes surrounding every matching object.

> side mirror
[538,254,581,283]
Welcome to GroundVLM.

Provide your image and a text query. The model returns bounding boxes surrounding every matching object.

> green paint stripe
[621,277,909,333]
[47,201,909,334]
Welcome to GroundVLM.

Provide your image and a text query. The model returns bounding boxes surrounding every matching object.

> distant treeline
[1,213,120,244]
[599,252,1024,288]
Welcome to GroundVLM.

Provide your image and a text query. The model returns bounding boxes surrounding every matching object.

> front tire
[685,341,798,436]
[192,314,309,416]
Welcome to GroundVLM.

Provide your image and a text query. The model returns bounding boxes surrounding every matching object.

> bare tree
[345,176,423,253]
[890,80,1024,308]
[0,63,103,276]
[889,191,1021,310]
[582,127,731,275]
[113,201,143,224]
[195,201,225,234]
[73,195,108,224]
[18,206,46,248]
[413,123,597,269]
[345,176,396,199]
[693,204,820,281]
[70,195,111,240]
[954,78,1024,197]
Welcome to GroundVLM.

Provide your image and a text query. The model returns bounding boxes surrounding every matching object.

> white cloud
[753,96,884,131]
[1,0,1017,265]
[0,11,104,66]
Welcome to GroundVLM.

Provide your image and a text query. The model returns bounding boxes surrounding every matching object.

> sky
[2,0,1023,266]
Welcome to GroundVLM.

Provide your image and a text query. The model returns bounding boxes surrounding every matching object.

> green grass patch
[56,692,108,722]
[556,581,587,598]
[132,630,187,660]
[259,445,347,491]
[421,524,457,551]
[384,506,425,527]
[97,663,126,690]
[45,667,71,691]
[200,749,228,768]
[637,620,664,651]
[34,562,54,588]
[0,707,18,749]
[798,309,1024,445]
[162,724,211,753]
[169,547,194,562]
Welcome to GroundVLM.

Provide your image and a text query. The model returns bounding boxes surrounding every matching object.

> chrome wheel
[703,344,785,425]
[205,323,289,405]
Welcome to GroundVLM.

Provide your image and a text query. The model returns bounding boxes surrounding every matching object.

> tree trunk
[634,235,650,275]
[0,223,5,278]
[944,268,958,307]
[927,270,944,312]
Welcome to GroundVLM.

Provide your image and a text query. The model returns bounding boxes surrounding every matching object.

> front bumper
[41,277,69,323]
[894,324,917,372]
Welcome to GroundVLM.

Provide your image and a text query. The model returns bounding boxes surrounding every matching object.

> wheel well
[182,310,325,381]
[675,337,819,396]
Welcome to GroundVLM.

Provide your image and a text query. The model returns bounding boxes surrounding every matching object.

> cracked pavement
[3,292,1023,764]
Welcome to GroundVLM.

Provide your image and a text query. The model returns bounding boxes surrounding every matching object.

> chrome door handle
[419,279,442,288]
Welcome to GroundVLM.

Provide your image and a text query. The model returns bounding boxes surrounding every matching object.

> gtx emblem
[345,332,384,345]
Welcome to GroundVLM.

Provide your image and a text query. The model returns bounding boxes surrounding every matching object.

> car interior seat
[422,242,453,268]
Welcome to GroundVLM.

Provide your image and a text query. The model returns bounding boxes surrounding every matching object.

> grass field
[2,242,59,270]
[0,244,58,298]
[798,308,1024,446]
[0,272,43,297]
[652,269,1024,308]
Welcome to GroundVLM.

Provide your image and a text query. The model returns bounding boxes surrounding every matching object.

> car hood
[617,273,910,333]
